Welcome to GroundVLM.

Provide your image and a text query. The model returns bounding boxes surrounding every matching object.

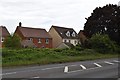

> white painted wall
[63,39,79,46]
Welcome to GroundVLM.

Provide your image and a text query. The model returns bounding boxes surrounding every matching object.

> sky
[0,0,119,33]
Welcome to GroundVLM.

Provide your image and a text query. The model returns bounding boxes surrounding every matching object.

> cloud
[0,0,119,33]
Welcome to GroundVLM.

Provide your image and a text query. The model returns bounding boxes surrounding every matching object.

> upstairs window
[72,32,76,37]
[29,38,33,41]
[38,38,41,43]
[1,37,4,42]
[66,31,70,37]
[45,39,49,44]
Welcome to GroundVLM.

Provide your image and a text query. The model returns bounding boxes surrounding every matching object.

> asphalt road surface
[2,58,119,79]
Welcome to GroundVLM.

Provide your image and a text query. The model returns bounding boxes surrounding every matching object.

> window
[66,31,70,37]
[74,40,77,44]
[29,38,33,41]
[69,40,71,43]
[38,38,41,43]
[64,39,67,43]
[72,32,76,37]
[45,39,49,44]
[1,37,4,42]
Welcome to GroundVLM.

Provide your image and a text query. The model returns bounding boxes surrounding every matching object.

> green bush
[90,34,117,53]
[4,34,21,48]
[73,44,84,51]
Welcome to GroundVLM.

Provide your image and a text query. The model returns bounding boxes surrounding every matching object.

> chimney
[118,1,120,6]
[19,22,22,27]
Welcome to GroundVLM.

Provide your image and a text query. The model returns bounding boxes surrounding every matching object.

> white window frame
[29,38,33,41]
[72,32,76,37]
[45,39,49,44]
[38,38,41,43]
[1,37,4,43]
[66,31,70,37]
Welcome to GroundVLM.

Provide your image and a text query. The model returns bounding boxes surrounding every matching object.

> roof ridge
[0,26,6,28]
[52,25,74,30]
[18,26,45,30]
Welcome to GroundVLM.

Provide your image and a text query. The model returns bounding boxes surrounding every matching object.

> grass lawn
[2,48,118,67]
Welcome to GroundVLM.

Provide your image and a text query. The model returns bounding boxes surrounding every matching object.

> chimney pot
[19,22,22,27]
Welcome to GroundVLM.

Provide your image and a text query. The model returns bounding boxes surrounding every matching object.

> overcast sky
[0,0,119,33]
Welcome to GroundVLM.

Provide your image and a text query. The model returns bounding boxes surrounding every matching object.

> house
[14,22,52,48]
[78,30,88,45]
[49,25,79,48]
[0,26,10,47]
[57,42,74,49]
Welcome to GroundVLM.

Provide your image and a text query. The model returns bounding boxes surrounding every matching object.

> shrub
[73,45,84,51]
[90,33,117,53]
[4,34,21,48]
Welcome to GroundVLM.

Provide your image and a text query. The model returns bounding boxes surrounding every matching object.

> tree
[84,4,120,45]
[3,35,12,48]
[90,33,116,53]
[4,34,21,48]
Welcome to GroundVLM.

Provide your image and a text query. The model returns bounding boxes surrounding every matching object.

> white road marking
[41,66,64,70]
[64,66,69,73]
[32,76,40,78]
[69,65,77,67]
[67,67,99,74]
[80,65,87,69]
[104,61,114,65]
[94,63,102,67]
[2,72,17,75]
[113,60,120,63]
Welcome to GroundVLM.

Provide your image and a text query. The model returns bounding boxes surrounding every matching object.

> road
[1,58,119,79]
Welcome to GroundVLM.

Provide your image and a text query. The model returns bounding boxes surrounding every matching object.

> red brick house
[14,22,52,48]
[0,26,10,48]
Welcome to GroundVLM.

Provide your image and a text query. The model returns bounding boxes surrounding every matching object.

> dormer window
[66,31,70,37]
[72,32,76,37]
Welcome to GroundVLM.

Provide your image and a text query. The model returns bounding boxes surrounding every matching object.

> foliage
[2,48,118,67]
[84,4,120,45]
[90,33,117,53]
[4,34,21,48]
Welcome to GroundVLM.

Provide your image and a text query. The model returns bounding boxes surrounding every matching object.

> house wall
[0,27,10,48]
[0,36,10,48]
[49,27,62,48]
[14,27,25,40]
[0,37,2,48]
[32,38,52,48]
[0,37,3,48]
[79,32,87,45]
[62,39,79,46]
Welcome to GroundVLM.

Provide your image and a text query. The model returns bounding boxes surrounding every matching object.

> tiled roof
[0,26,10,37]
[52,25,79,39]
[17,26,52,38]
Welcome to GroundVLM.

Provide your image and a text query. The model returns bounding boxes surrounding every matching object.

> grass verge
[2,48,118,67]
